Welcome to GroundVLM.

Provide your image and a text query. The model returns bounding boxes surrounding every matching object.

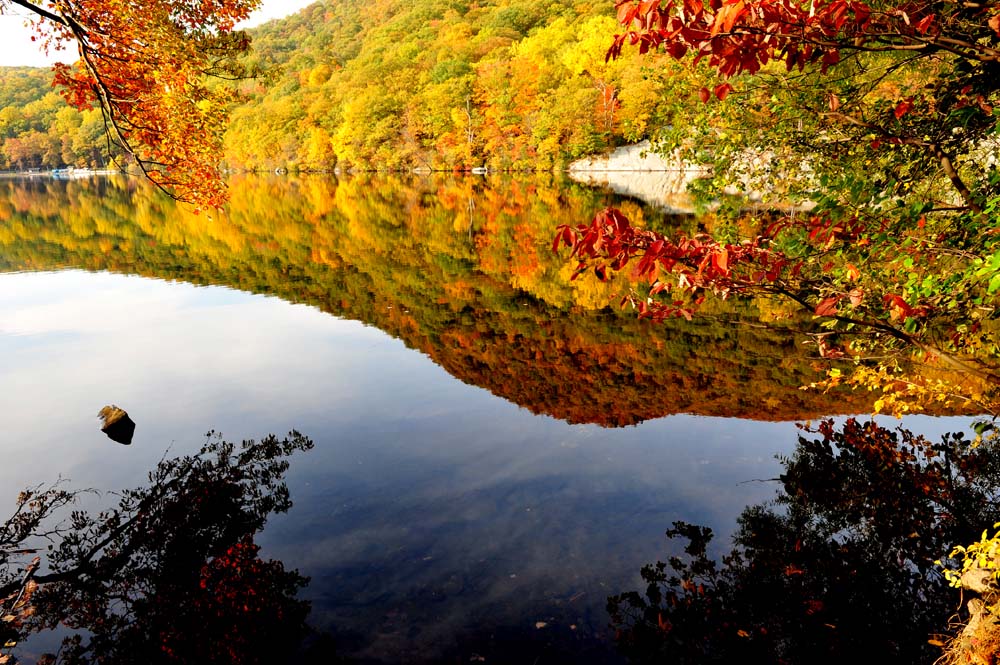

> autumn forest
[0,0,681,174]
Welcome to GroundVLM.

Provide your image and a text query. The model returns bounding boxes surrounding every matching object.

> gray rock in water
[98,405,135,445]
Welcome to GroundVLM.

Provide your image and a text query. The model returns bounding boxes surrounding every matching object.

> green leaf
[988,273,1000,295]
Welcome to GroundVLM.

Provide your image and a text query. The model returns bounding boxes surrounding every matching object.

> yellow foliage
[807,361,990,418]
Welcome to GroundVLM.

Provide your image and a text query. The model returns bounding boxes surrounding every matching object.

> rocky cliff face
[567,140,707,213]
[568,140,816,213]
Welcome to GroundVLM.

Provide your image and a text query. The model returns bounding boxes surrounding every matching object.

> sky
[0,0,318,67]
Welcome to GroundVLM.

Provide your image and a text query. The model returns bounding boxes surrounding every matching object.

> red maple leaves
[554,207,805,320]
[605,0,993,83]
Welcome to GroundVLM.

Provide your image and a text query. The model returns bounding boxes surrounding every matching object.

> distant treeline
[0,0,692,173]
[0,68,112,171]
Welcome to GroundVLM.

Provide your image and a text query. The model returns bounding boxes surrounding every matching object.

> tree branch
[823,111,983,213]
[7,0,69,28]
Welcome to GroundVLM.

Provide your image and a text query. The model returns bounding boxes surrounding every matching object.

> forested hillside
[0,0,689,173]
[0,68,111,170]
[227,0,685,170]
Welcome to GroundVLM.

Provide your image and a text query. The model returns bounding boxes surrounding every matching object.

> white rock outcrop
[567,140,708,213]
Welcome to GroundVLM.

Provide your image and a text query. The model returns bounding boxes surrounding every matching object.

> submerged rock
[98,405,135,445]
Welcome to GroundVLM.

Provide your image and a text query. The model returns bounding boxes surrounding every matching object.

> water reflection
[1,431,314,664]
[0,175,982,663]
[1,270,813,662]
[609,418,1000,664]
[0,174,887,424]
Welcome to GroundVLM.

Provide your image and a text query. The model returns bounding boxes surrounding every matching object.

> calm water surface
[0,175,969,663]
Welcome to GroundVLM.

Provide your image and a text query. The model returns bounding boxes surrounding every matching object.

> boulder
[98,405,136,445]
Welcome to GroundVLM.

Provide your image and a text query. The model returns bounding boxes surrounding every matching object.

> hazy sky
[0,0,318,67]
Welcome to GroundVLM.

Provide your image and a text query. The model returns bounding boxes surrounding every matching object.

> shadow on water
[0,430,347,664]
[607,418,1000,665]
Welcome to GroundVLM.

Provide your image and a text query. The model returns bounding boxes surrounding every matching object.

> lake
[0,174,975,663]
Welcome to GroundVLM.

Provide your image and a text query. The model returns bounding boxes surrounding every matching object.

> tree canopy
[557,0,1000,415]
[2,0,261,207]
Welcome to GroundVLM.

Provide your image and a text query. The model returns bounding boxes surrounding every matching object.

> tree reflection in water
[609,418,1000,665]
[0,431,317,664]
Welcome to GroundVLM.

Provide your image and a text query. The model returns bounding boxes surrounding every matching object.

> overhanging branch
[7,0,69,28]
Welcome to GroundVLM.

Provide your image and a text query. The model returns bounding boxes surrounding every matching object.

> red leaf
[894,98,914,119]
[638,0,660,17]
[814,296,840,317]
[698,87,711,103]
[883,294,914,320]
[820,50,840,73]
[717,0,745,34]
[617,2,640,25]
[667,42,688,59]
[552,225,572,253]
[714,247,729,272]
[714,83,733,101]
[915,13,935,34]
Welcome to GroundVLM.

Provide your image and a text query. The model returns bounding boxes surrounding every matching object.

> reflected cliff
[0,174,883,425]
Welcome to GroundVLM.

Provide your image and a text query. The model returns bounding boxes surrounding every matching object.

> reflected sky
[0,269,971,662]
